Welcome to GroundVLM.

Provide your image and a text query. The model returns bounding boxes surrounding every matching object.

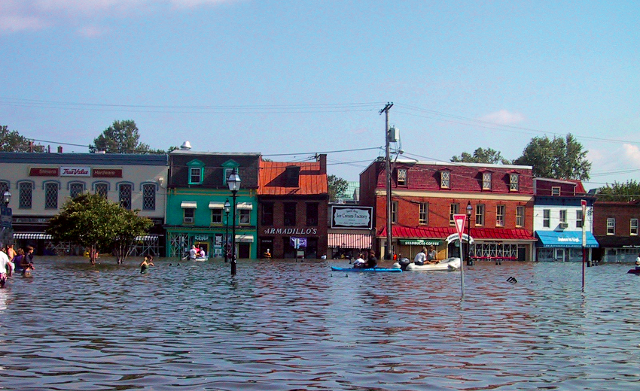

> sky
[1,0,639,190]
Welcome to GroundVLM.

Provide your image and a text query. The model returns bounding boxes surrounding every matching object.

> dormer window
[509,173,519,192]
[221,159,240,186]
[482,172,492,190]
[186,159,205,185]
[285,166,301,187]
[551,186,560,196]
[397,168,407,186]
[440,170,450,189]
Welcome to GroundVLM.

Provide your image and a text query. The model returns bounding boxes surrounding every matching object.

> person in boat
[366,250,378,269]
[635,253,640,270]
[427,246,438,264]
[189,245,198,260]
[263,248,272,259]
[353,253,366,268]
[414,248,427,266]
[140,255,154,274]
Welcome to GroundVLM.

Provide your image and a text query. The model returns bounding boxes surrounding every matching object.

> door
[555,248,565,262]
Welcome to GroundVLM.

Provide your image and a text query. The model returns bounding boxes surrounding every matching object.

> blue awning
[536,231,599,248]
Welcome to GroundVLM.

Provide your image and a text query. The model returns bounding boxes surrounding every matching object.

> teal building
[165,147,260,259]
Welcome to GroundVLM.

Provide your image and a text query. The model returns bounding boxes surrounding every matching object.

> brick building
[593,200,640,263]
[257,155,329,259]
[360,159,537,261]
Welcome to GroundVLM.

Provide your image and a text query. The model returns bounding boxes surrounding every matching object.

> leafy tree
[46,193,152,264]
[0,125,45,152]
[596,180,640,202]
[451,147,510,164]
[328,175,349,202]
[513,133,591,180]
[91,120,152,154]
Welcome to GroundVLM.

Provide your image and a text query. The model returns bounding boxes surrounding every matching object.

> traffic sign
[454,214,466,241]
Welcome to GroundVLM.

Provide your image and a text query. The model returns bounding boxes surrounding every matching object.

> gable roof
[259,160,327,196]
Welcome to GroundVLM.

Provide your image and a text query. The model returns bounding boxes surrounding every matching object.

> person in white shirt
[0,245,15,288]
[414,248,427,266]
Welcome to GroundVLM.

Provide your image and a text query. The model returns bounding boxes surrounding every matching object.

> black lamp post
[224,199,230,263]
[466,201,473,266]
[2,191,12,247]
[227,169,241,276]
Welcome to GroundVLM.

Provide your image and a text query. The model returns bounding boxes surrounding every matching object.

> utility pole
[380,102,393,260]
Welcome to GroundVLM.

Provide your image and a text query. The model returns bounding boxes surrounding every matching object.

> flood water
[0,257,639,390]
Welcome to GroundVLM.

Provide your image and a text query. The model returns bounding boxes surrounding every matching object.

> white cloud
[623,144,640,168]
[479,109,525,125]
[0,0,238,35]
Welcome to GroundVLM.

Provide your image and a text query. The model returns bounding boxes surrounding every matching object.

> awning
[536,231,599,248]
[379,226,536,241]
[236,202,253,210]
[209,202,225,209]
[235,234,254,243]
[181,201,197,209]
[328,233,372,249]
[135,235,159,241]
[14,233,52,240]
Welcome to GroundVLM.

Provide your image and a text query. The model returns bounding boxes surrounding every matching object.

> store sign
[399,239,442,246]
[61,167,90,177]
[93,168,123,178]
[331,206,372,229]
[263,227,318,235]
[194,235,209,241]
[29,167,59,176]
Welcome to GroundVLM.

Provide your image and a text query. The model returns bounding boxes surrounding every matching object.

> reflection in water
[0,258,638,389]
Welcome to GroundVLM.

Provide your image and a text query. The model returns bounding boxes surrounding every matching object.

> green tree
[597,180,640,202]
[451,147,510,164]
[513,133,591,180]
[46,193,152,264]
[328,175,349,202]
[0,125,45,152]
[91,120,152,154]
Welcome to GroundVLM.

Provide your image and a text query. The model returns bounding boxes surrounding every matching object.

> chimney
[318,153,327,175]
[57,146,63,153]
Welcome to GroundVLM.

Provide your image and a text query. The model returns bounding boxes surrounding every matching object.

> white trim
[209,202,225,209]
[181,201,197,209]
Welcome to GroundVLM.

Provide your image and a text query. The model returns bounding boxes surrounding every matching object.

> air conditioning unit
[558,222,568,229]
[184,217,194,224]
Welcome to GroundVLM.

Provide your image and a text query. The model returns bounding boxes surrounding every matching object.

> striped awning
[14,233,52,240]
[328,233,372,249]
[13,233,159,241]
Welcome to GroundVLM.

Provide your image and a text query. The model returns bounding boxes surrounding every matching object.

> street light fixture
[466,201,473,266]
[224,199,230,263]
[3,191,11,206]
[227,169,241,276]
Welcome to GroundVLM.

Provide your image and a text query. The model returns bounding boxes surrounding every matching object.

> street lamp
[1,191,12,249]
[3,191,10,206]
[227,169,241,276]
[466,201,473,266]
[224,199,230,263]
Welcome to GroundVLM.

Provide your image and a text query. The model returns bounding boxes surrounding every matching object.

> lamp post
[466,201,473,266]
[224,199,230,263]
[227,169,241,276]
[1,191,12,248]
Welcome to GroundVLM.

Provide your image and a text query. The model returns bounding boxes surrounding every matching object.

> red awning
[378,226,536,241]
[328,233,372,249]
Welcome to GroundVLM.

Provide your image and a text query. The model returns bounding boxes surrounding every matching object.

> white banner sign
[331,206,372,229]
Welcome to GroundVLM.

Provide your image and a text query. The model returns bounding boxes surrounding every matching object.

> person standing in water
[140,255,154,274]
[0,245,14,288]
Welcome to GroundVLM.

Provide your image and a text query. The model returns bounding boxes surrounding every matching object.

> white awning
[181,201,197,209]
[135,235,159,241]
[209,202,225,209]
[235,235,254,243]
[236,202,253,210]
[328,233,371,249]
[14,233,53,240]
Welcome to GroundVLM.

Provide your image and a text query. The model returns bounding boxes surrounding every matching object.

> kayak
[331,266,402,273]
[627,268,640,275]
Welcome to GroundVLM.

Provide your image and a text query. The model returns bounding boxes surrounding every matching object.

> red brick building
[360,159,537,261]
[257,155,329,259]
[593,200,640,262]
